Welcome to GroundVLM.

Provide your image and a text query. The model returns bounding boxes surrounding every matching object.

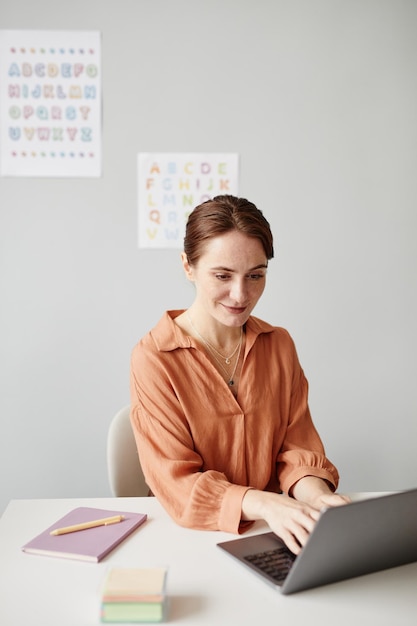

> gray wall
[1,0,416,515]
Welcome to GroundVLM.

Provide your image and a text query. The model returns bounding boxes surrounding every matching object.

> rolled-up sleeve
[276,363,339,493]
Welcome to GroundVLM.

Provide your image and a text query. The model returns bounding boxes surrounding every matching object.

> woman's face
[182,230,268,328]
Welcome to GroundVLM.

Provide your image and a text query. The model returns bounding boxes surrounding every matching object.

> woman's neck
[185,308,242,353]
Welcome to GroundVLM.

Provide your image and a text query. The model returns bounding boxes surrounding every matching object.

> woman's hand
[292,476,351,511]
[308,492,351,510]
[241,489,322,555]
[241,478,351,555]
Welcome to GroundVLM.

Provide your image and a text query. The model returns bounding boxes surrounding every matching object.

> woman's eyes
[214,273,265,281]
[248,273,265,281]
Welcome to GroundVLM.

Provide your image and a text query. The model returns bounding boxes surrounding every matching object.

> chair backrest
[107,405,149,497]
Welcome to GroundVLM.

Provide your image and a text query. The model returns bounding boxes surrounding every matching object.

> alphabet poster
[138,152,239,249]
[0,30,101,177]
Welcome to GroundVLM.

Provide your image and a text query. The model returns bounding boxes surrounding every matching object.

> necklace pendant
[225,358,231,365]
[228,380,234,386]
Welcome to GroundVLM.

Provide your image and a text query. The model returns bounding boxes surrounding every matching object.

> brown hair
[183,195,274,266]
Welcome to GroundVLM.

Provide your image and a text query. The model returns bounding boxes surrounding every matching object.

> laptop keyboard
[244,546,296,583]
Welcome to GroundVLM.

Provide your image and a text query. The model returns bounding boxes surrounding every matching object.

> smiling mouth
[223,305,247,314]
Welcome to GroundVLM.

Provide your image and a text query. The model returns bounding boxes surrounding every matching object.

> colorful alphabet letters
[0,30,101,177]
[138,153,239,249]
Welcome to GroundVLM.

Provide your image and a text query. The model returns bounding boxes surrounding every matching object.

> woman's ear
[181,252,194,281]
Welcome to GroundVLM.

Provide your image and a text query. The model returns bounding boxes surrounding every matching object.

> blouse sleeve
[275,343,339,494]
[129,342,251,534]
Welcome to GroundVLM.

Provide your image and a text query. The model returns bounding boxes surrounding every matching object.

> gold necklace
[187,313,243,386]
[208,339,243,387]
[187,313,242,364]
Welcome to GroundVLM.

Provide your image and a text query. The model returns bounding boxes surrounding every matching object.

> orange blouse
[130,310,339,534]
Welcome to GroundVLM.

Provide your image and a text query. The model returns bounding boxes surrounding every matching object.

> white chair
[107,405,149,496]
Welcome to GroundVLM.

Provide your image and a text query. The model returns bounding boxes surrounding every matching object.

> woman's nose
[229,279,247,303]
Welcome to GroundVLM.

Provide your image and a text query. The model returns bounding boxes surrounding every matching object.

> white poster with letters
[0,30,101,177]
[138,152,239,249]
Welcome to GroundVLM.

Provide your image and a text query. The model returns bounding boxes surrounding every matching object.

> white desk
[1,495,416,626]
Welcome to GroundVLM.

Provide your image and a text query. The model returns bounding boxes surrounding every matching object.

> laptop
[217,488,417,594]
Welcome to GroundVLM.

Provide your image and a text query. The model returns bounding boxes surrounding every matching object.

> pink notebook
[22,507,147,562]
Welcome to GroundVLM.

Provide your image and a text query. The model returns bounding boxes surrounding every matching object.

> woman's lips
[222,305,247,315]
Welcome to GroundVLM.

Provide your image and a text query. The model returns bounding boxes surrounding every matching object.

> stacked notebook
[100,567,168,623]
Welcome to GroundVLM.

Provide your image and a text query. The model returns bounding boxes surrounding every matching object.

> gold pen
[50,515,125,536]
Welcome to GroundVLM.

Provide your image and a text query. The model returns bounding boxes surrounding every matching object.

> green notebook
[101,601,164,623]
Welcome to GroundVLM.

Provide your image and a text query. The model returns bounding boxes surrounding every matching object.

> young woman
[130,195,349,554]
